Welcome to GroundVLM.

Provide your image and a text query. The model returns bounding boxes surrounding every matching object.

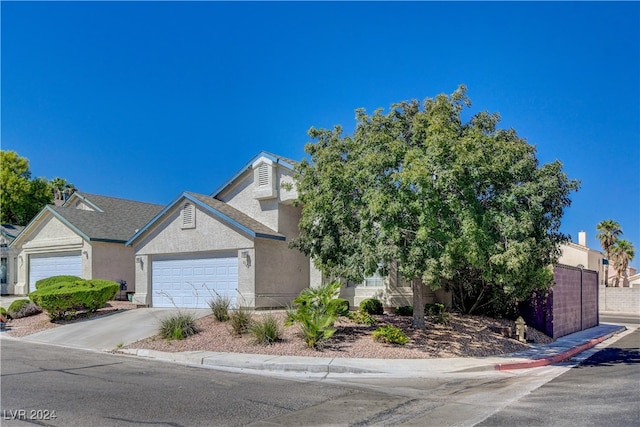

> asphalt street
[477,328,640,427]
[0,339,571,427]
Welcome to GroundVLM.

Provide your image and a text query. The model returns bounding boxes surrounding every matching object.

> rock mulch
[123,311,553,359]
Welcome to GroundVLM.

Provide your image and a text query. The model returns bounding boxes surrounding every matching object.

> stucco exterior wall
[90,242,136,291]
[217,173,280,231]
[216,162,298,233]
[253,238,309,308]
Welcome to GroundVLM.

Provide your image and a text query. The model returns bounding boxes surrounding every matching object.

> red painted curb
[494,334,610,371]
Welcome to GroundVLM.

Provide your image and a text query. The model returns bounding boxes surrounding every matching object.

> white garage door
[152,254,238,309]
[29,252,82,292]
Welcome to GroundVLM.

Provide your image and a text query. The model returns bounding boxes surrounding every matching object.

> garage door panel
[29,253,82,292]
[152,255,238,309]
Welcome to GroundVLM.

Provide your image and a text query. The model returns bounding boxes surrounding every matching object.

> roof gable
[210,151,297,198]
[11,193,164,247]
[126,191,285,246]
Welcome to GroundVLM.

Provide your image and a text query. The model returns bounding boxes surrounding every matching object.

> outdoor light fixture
[241,250,251,267]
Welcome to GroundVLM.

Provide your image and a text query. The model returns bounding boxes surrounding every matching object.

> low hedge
[359,298,384,315]
[30,279,118,320]
[35,275,82,290]
[8,299,43,319]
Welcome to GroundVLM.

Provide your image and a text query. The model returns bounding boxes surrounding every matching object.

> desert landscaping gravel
[4,302,553,359]
[124,310,553,359]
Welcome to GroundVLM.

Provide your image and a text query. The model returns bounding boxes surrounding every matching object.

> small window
[363,271,385,287]
[182,203,195,229]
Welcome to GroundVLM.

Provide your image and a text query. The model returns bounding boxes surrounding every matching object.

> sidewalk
[117,323,626,376]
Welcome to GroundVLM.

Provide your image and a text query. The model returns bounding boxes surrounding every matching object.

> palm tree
[596,220,622,286]
[49,178,77,205]
[611,239,635,287]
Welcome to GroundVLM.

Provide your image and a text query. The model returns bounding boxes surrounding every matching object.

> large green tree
[1,151,53,225]
[596,219,622,286]
[291,86,579,328]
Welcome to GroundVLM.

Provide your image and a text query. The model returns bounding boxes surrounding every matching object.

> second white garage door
[151,255,238,309]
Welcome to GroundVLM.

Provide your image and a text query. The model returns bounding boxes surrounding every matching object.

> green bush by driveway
[35,275,82,290]
[30,279,118,320]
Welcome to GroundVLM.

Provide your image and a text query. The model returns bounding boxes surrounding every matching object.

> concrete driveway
[17,308,211,352]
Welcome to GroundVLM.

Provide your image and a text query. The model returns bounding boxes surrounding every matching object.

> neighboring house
[606,264,637,288]
[1,224,25,295]
[126,152,313,309]
[558,231,606,285]
[558,230,638,287]
[9,193,164,295]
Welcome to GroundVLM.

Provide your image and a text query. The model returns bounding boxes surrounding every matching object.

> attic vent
[253,159,276,200]
[182,203,195,229]
[258,163,270,187]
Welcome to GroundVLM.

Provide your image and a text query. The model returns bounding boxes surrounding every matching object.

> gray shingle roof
[1,224,25,242]
[52,193,164,243]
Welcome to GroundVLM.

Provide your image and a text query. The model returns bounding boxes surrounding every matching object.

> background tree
[596,219,622,286]
[49,177,77,204]
[291,86,579,328]
[611,239,635,287]
[0,150,73,225]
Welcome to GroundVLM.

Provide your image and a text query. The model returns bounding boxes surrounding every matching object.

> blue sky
[2,2,638,268]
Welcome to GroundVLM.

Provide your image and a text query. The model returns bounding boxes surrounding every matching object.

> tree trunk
[604,268,609,287]
[411,277,426,329]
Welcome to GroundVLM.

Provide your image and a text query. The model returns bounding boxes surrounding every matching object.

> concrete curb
[494,327,623,370]
[114,325,626,376]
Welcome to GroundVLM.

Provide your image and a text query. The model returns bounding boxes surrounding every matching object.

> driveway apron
[19,308,211,351]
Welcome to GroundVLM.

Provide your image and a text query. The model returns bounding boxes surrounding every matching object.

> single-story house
[126,152,314,309]
[1,224,25,295]
[9,193,164,295]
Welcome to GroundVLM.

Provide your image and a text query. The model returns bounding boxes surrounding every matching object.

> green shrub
[425,303,451,325]
[348,309,377,326]
[286,282,343,349]
[425,303,445,316]
[250,315,282,345]
[8,299,42,319]
[229,307,253,336]
[395,306,413,316]
[329,298,350,316]
[209,294,231,322]
[359,298,383,315]
[159,312,200,340]
[8,299,30,316]
[0,306,7,318]
[372,325,409,345]
[296,310,337,348]
[35,275,82,290]
[30,279,118,320]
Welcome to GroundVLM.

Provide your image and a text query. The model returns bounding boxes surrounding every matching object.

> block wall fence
[521,264,599,339]
[599,286,640,313]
